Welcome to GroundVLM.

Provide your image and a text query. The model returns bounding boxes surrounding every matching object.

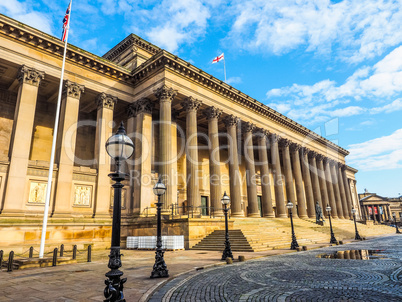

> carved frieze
[181,96,202,112]
[18,65,45,87]
[74,185,92,206]
[63,80,84,99]
[154,85,177,102]
[28,181,47,203]
[203,106,222,120]
[96,92,117,110]
[73,173,97,182]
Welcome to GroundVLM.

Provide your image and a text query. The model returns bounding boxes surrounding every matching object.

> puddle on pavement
[317,249,389,260]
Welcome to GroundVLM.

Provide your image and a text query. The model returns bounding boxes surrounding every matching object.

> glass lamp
[221,192,230,205]
[105,122,134,161]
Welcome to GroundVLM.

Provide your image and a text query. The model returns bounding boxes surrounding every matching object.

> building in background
[359,192,402,223]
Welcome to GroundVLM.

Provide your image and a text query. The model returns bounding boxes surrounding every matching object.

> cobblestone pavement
[149,235,402,302]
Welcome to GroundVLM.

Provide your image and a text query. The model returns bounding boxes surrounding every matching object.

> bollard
[296,247,302,252]
[238,255,245,262]
[60,244,64,257]
[72,245,77,260]
[226,257,233,264]
[302,246,308,251]
[0,250,3,268]
[7,251,14,272]
[87,245,92,262]
[29,246,34,258]
[52,248,58,266]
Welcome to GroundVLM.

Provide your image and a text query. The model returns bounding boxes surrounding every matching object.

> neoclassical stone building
[0,14,361,249]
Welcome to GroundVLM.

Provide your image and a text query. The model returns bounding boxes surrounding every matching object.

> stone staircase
[191,229,253,252]
[191,217,396,252]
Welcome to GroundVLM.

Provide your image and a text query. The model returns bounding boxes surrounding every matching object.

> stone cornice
[102,34,160,62]
[0,14,131,81]
[131,50,349,157]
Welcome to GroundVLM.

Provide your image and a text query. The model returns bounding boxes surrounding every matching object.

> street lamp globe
[105,122,134,161]
[286,201,294,209]
[351,208,357,215]
[221,191,230,205]
[392,212,396,219]
[326,205,332,213]
[153,178,166,197]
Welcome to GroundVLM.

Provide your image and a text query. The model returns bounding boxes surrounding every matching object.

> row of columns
[1,64,118,217]
[361,204,392,222]
[152,85,355,219]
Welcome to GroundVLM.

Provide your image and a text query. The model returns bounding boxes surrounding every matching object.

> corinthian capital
[18,65,45,86]
[316,153,325,161]
[63,80,84,99]
[135,98,154,115]
[203,106,222,120]
[279,138,291,148]
[223,114,239,128]
[181,96,202,112]
[289,143,301,152]
[242,121,255,133]
[308,151,318,159]
[254,128,270,141]
[271,133,281,143]
[154,85,177,102]
[96,92,118,110]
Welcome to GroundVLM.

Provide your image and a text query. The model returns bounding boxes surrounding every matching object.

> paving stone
[149,235,402,302]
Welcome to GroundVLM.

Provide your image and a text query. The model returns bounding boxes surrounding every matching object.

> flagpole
[39,0,72,259]
[223,56,227,83]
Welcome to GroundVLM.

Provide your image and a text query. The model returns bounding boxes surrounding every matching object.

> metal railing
[0,244,92,272]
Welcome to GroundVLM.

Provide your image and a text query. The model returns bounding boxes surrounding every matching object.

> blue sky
[1,0,401,197]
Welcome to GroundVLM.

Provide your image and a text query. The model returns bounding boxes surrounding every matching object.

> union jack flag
[61,1,71,42]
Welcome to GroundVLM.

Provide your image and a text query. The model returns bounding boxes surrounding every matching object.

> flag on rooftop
[61,1,71,42]
[212,53,224,64]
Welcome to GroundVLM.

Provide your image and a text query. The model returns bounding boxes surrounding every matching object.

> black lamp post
[151,177,169,278]
[221,192,233,261]
[392,212,401,234]
[104,122,134,302]
[351,208,363,240]
[286,201,299,250]
[326,204,338,244]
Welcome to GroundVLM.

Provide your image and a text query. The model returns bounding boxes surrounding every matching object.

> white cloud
[266,45,402,124]
[0,1,54,35]
[347,129,402,171]
[226,76,242,85]
[227,0,402,63]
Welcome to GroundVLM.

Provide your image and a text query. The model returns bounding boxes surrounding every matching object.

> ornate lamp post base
[151,249,169,278]
[104,247,126,302]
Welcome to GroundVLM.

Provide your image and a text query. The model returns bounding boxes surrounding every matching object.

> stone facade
[0,15,360,250]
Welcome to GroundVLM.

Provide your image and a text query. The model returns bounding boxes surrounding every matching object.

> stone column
[2,65,44,215]
[337,165,350,219]
[154,85,177,209]
[280,139,297,214]
[223,115,243,216]
[324,159,338,218]
[301,148,315,218]
[341,166,353,218]
[93,93,117,217]
[270,133,286,218]
[126,103,137,215]
[329,161,344,219]
[203,106,223,216]
[182,97,202,213]
[316,155,330,217]
[290,143,308,218]
[308,151,323,214]
[256,129,274,217]
[242,122,259,217]
[132,98,154,216]
[53,80,84,216]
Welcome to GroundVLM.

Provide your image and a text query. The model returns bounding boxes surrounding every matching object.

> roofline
[132,50,350,157]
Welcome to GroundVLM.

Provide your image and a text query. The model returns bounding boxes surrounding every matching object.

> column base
[298,215,309,219]
[247,213,262,218]
[263,214,275,218]
[231,212,245,217]
[0,209,27,217]
[276,214,288,218]
[51,212,73,218]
